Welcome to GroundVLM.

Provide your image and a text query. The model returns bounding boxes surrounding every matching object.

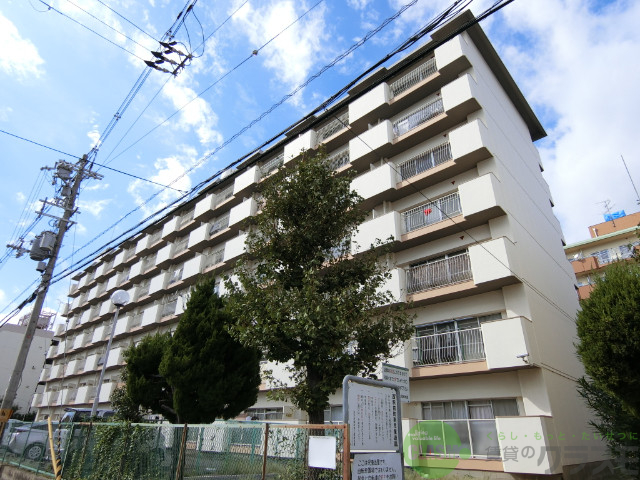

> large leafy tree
[225,150,413,424]
[576,261,640,474]
[159,276,262,423]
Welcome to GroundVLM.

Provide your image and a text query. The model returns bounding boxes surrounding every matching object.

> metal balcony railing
[398,142,452,181]
[316,111,349,143]
[179,210,194,227]
[327,148,350,171]
[205,248,225,269]
[215,186,234,206]
[260,153,284,177]
[412,327,485,366]
[161,299,178,318]
[149,229,162,245]
[402,192,461,233]
[390,57,437,98]
[209,215,230,236]
[392,97,444,137]
[407,252,472,294]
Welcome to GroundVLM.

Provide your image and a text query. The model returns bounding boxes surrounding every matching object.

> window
[592,249,611,265]
[324,405,343,424]
[407,250,471,293]
[209,215,230,236]
[244,407,283,421]
[420,398,519,458]
[173,236,189,256]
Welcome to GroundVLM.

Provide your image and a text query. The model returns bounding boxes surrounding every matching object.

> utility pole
[0,155,101,433]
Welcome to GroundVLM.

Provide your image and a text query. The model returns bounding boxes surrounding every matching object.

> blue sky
[1,0,639,321]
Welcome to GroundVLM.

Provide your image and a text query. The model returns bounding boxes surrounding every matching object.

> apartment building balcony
[351,163,397,210]
[155,244,173,270]
[284,130,316,163]
[84,353,102,372]
[39,366,51,383]
[405,238,518,305]
[141,304,162,328]
[49,363,63,380]
[31,393,43,408]
[148,271,170,298]
[91,324,108,344]
[161,216,181,242]
[233,165,260,197]
[43,390,60,405]
[72,331,88,351]
[56,340,67,356]
[223,233,247,264]
[203,247,226,273]
[351,212,402,254]
[105,347,124,368]
[577,284,595,301]
[66,358,81,376]
[570,255,599,274]
[193,185,236,223]
[182,254,206,281]
[229,197,258,228]
[260,153,284,179]
[315,111,351,152]
[98,381,117,403]
[411,316,535,378]
[47,343,58,358]
[76,385,96,405]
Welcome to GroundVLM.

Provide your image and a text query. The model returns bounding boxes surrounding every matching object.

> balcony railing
[205,248,225,269]
[416,419,499,458]
[214,186,234,206]
[402,192,461,233]
[407,252,471,294]
[327,148,350,171]
[260,153,284,177]
[178,210,194,227]
[316,111,349,143]
[149,229,162,245]
[392,97,444,137]
[209,215,230,236]
[412,327,485,366]
[161,299,178,318]
[398,142,452,181]
[390,57,437,98]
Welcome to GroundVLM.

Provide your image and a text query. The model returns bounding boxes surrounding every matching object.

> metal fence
[0,419,55,477]
[58,421,348,480]
[389,57,437,97]
[412,327,486,366]
[406,252,472,294]
[392,97,444,137]
[398,142,452,181]
[401,192,461,233]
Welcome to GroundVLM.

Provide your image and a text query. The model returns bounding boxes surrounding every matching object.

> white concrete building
[37,11,608,478]
[0,323,53,414]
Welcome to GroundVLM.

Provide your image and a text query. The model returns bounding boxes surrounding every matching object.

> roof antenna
[621,155,640,205]
[597,199,615,227]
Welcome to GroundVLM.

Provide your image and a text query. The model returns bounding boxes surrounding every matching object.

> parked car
[7,421,58,461]
[0,419,26,449]
[54,408,116,456]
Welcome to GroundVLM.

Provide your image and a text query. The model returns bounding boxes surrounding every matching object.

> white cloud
[231,0,330,105]
[15,192,26,203]
[0,288,5,305]
[85,183,110,191]
[78,198,112,217]
[347,0,373,10]
[128,146,198,216]
[0,11,45,80]
[0,106,12,122]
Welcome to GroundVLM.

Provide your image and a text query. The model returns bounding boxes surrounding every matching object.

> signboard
[382,363,410,403]
[353,452,403,480]
[346,381,399,451]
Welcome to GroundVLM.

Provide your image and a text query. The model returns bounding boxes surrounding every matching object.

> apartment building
[565,211,640,300]
[36,11,607,478]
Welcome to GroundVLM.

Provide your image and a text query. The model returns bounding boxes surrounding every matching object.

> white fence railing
[402,192,461,233]
[392,97,444,137]
[407,252,472,294]
[398,142,452,181]
[390,57,437,97]
[412,327,485,366]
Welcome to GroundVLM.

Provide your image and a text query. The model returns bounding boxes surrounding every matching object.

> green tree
[159,276,262,423]
[225,150,413,424]
[123,333,177,422]
[110,369,144,422]
[576,261,640,475]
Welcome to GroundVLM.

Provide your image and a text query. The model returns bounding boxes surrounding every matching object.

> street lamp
[90,289,129,418]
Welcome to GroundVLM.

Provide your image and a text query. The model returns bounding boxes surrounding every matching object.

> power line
[36,0,146,61]
[0,128,184,193]
[91,0,159,44]
[43,0,427,287]
[99,0,251,168]
[63,0,157,53]
[105,0,325,165]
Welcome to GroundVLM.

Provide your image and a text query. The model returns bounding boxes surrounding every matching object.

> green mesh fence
[58,421,348,480]
[0,419,55,477]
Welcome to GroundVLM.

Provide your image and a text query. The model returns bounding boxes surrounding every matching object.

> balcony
[401,192,461,234]
[392,97,444,138]
[351,163,398,209]
[223,234,247,264]
[229,198,257,228]
[316,111,349,144]
[389,57,437,98]
[570,256,599,274]
[397,142,452,182]
[162,216,180,241]
[351,212,402,255]
[260,153,284,178]
[407,253,471,294]
[412,327,485,367]
[284,130,316,163]
[326,147,350,171]
[233,165,260,197]
[203,248,225,272]
[105,347,124,368]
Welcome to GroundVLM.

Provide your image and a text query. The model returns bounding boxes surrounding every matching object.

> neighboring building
[0,322,53,414]
[36,11,608,478]
[565,211,640,300]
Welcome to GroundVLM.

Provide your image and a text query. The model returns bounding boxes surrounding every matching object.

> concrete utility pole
[0,155,101,428]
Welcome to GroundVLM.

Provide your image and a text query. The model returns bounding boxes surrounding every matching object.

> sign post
[343,375,405,480]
